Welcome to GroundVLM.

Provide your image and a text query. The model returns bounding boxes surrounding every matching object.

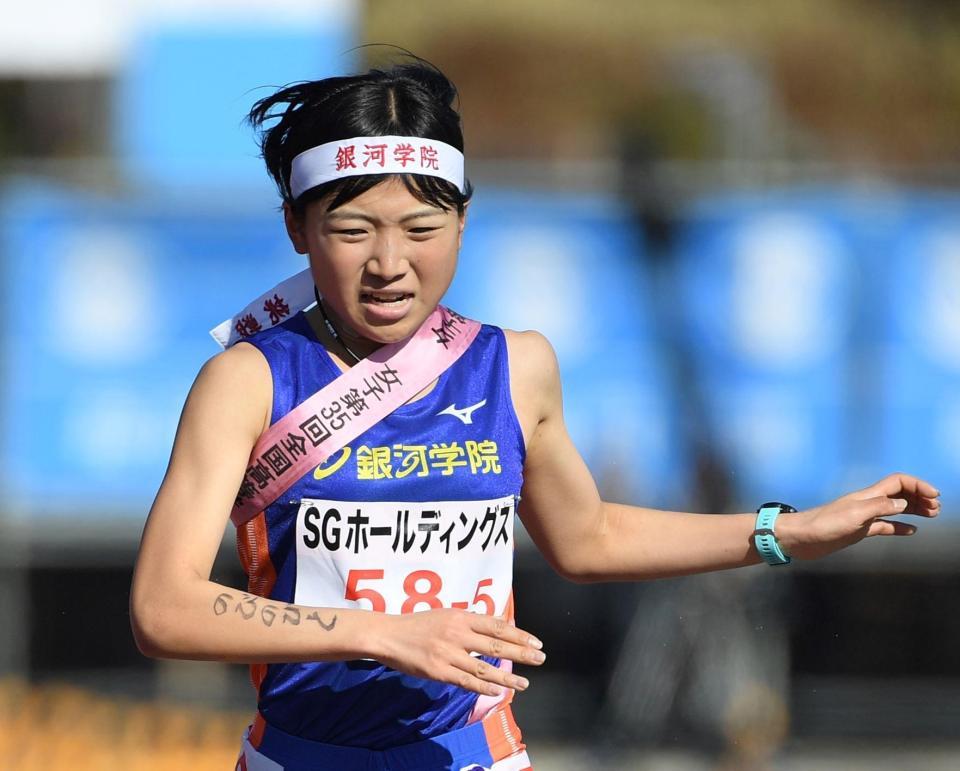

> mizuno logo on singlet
[437,399,487,425]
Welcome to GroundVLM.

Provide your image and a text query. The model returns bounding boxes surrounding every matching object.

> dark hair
[248,59,472,216]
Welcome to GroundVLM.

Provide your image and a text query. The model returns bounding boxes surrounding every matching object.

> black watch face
[757,501,797,514]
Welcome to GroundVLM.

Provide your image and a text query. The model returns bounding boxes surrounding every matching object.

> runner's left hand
[774,473,940,561]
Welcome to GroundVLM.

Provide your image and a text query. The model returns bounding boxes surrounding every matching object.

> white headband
[289,135,465,199]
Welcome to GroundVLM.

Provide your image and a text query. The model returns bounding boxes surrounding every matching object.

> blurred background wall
[1,1,958,768]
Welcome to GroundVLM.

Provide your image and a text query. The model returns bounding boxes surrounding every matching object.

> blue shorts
[236,703,532,771]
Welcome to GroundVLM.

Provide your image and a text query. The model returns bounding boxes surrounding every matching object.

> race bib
[294,496,515,616]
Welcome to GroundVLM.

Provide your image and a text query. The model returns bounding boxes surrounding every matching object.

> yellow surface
[0,679,250,771]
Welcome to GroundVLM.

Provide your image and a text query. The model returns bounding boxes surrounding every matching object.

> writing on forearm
[236,593,257,620]
[213,592,231,615]
[261,604,277,626]
[306,610,338,631]
[212,592,337,631]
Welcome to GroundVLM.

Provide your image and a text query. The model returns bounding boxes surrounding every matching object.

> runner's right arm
[129,344,542,695]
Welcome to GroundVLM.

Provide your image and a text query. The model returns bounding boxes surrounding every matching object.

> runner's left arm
[505,330,940,582]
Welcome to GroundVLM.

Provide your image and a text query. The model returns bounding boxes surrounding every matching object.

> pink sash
[211,274,479,527]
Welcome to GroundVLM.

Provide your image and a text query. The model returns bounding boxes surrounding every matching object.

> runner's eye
[409,227,439,235]
[333,229,366,236]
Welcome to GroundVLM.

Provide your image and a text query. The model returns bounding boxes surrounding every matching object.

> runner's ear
[457,203,468,249]
[284,202,309,255]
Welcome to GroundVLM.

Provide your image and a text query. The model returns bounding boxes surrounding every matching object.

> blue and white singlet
[237,311,525,750]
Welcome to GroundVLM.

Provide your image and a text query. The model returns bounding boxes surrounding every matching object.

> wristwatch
[753,502,797,566]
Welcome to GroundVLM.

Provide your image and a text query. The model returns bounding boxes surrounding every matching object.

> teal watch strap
[753,503,795,566]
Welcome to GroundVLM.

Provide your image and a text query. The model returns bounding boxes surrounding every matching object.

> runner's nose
[366,230,408,281]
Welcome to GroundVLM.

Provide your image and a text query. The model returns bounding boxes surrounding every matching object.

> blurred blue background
[4,183,957,519]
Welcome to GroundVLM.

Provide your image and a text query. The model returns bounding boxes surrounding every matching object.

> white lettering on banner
[294,496,515,616]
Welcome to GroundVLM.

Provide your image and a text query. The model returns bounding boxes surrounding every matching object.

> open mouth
[360,292,412,306]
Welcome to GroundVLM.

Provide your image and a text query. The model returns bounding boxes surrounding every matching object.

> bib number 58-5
[344,569,495,615]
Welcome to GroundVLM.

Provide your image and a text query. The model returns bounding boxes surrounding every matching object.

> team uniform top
[237,311,526,750]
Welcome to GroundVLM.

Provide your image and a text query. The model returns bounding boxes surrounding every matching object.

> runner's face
[285,177,464,347]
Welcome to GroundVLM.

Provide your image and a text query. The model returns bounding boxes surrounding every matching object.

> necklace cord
[314,287,363,363]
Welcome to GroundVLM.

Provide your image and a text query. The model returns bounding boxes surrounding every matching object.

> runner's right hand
[371,609,545,696]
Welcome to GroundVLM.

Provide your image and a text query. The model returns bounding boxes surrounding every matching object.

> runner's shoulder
[190,342,272,423]
[501,328,561,397]
[200,340,270,383]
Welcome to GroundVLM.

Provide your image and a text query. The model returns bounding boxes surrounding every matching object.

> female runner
[130,59,940,771]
